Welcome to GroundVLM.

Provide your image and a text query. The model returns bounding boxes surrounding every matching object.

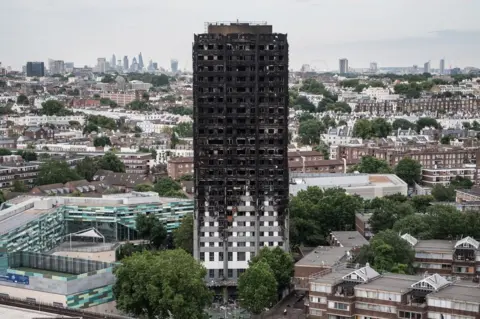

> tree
[238,261,277,315]
[356,230,415,274]
[290,187,363,246]
[173,122,193,138]
[173,214,194,254]
[327,101,351,113]
[93,136,111,147]
[12,180,28,192]
[134,184,154,192]
[463,122,472,130]
[0,148,12,156]
[97,152,125,172]
[75,157,99,181]
[87,115,117,130]
[416,117,441,132]
[41,100,73,116]
[127,100,150,111]
[113,250,211,319]
[369,200,415,233]
[16,150,37,162]
[136,214,167,249]
[440,135,453,145]
[392,119,416,130]
[17,94,29,105]
[178,174,193,181]
[393,214,433,239]
[250,247,294,293]
[394,158,421,186]
[297,112,315,123]
[298,119,324,145]
[293,96,316,112]
[350,156,393,174]
[450,176,474,189]
[411,195,434,213]
[36,160,82,185]
[431,184,456,202]
[154,177,186,198]
[352,119,373,139]
[83,123,99,134]
[371,118,392,138]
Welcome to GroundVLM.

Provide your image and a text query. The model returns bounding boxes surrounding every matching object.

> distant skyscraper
[49,60,65,75]
[424,61,431,74]
[152,62,158,70]
[131,57,139,72]
[111,54,116,68]
[97,58,107,73]
[123,56,129,71]
[370,62,378,72]
[171,59,178,73]
[26,62,45,77]
[440,59,445,75]
[339,58,349,75]
[65,62,74,73]
[138,53,144,70]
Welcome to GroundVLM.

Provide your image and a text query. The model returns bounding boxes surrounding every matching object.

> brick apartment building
[167,151,355,180]
[401,234,480,278]
[306,264,480,319]
[116,153,152,174]
[100,92,137,107]
[354,97,480,114]
[24,127,55,140]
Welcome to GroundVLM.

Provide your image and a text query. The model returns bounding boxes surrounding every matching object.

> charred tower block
[193,22,290,284]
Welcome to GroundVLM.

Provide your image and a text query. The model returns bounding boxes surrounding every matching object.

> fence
[49,242,120,253]
[0,295,132,319]
[9,251,114,275]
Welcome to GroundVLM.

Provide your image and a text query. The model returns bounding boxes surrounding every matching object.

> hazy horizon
[1,0,480,71]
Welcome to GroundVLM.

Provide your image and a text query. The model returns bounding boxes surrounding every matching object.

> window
[238,252,246,261]
[399,311,422,319]
[200,252,205,261]
[228,269,233,278]
[209,252,215,261]
[209,269,215,278]
[219,269,224,278]
[219,252,224,261]
[228,252,233,261]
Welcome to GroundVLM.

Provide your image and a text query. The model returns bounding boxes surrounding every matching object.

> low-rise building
[289,173,408,199]
[422,165,476,187]
[306,264,480,319]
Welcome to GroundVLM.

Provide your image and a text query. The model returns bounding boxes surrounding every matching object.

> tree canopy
[289,187,363,246]
[350,156,393,174]
[394,157,422,186]
[154,177,187,198]
[416,117,441,132]
[41,100,73,116]
[173,213,194,254]
[97,151,125,172]
[298,119,324,145]
[36,160,82,185]
[238,261,277,315]
[173,122,193,138]
[356,230,415,274]
[113,250,211,319]
[93,136,111,147]
[352,118,392,139]
[392,119,416,131]
[135,214,167,249]
[75,157,99,181]
[250,247,294,293]
[17,94,29,105]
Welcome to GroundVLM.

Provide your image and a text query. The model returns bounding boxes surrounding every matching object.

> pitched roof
[411,273,450,291]
[454,236,479,250]
[342,264,380,283]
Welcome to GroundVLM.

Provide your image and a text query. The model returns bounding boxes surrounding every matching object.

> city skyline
[2,0,480,70]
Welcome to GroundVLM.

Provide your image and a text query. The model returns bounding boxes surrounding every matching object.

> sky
[1,0,480,71]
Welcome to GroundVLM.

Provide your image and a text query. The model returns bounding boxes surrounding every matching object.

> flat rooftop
[289,173,407,196]
[331,231,369,248]
[430,284,480,303]
[357,274,420,293]
[311,269,352,285]
[296,246,349,268]
[414,240,455,252]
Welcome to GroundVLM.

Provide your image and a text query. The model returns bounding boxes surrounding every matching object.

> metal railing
[0,296,133,319]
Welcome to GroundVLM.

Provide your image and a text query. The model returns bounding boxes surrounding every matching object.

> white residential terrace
[7,115,86,126]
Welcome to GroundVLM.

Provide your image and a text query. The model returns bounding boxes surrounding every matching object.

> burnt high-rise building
[193,22,289,287]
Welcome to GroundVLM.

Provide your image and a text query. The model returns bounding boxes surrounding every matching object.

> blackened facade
[193,22,289,284]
